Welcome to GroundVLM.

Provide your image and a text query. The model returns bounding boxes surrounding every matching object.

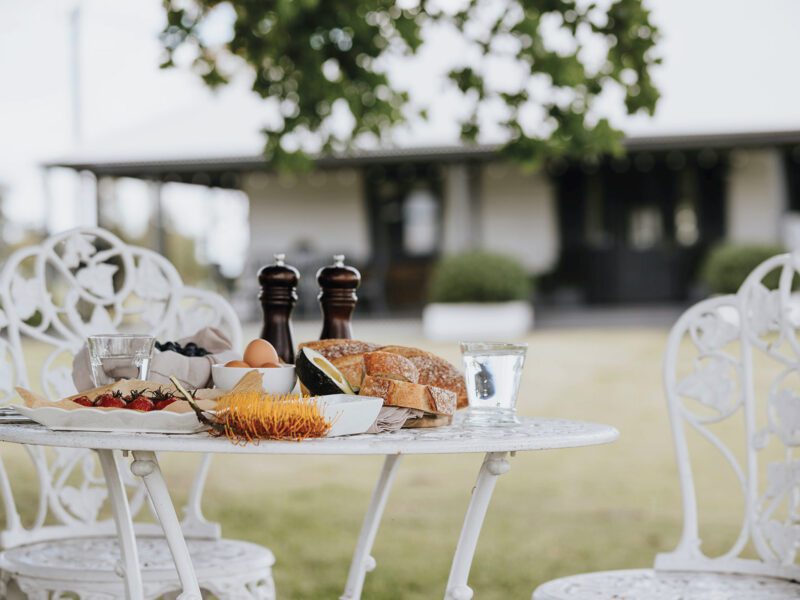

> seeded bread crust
[363,351,419,384]
[298,339,380,361]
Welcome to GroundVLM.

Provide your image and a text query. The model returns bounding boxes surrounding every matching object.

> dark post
[258,253,300,364]
[317,254,360,340]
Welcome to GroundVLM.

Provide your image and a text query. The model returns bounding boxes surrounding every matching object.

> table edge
[0,420,620,455]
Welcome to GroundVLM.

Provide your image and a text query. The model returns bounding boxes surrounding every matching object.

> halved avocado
[295,347,355,395]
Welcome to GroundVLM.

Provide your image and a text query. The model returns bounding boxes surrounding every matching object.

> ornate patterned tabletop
[0,415,618,455]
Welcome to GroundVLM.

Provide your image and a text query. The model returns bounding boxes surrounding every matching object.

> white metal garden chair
[534,252,800,599]
[0,227,276,599]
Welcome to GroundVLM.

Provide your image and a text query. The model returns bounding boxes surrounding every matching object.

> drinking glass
[87,334,155,386]
[461,342,528,426]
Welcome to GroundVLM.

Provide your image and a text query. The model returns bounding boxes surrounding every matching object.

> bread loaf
[298,339,380,361]
[329,354,367,392]
[360,375,456,416]
[378,345,467,409]
[297,339,467,409]
[363,352,419,383]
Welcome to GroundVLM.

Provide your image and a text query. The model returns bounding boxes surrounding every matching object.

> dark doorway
[554,153,727,303]
[363,163,444,311]
[784,145,800,211]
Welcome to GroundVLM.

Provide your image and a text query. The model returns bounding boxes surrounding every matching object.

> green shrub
[428,251,532,303]
[701,243,785,294]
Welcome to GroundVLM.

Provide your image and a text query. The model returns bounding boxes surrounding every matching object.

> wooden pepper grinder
[317,254,360,340]
[258,253,300,364]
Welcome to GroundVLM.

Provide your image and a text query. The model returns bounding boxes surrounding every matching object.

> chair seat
[533,568,800,600]
[0,535,274,595]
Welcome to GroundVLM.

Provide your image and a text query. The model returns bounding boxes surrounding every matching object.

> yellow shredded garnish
[213,391,332,443]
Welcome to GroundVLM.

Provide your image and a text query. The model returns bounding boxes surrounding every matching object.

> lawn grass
[1,327,769,598]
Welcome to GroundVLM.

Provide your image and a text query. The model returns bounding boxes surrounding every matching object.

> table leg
[96,449,143,600]
[341,454,403,600]
[130,450,202,600]
[444,451,511,600]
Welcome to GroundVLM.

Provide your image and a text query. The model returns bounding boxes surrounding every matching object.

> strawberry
[126,397,154,412]
[73,395,93,407]
[96,394,126,408]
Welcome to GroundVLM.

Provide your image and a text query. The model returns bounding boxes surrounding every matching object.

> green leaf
[159,0,660,171]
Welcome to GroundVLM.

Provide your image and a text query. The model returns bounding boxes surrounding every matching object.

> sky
[2,0,800,269]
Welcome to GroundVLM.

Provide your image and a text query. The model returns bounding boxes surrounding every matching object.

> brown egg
[258,361,282,368]
[225,360,250,368]
[243,339,279,368]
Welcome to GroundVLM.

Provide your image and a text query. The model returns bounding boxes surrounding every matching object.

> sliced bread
[360,375,456,416]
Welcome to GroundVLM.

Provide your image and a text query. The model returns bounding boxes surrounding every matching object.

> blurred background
[4,2,800,598]
[4,0,800,328]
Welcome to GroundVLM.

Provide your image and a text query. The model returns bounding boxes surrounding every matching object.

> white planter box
[422,301,534,342]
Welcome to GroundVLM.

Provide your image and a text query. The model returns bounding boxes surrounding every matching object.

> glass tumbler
[461,342,528,426]
[87,334,156,387]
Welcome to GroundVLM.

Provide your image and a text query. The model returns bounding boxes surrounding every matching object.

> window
[675,203,699,246]
[403,187,439,256]
[674,169,699,247]
[628,204,663,249]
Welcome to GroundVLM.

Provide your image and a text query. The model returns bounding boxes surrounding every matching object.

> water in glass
[461,342,527,426]
[88,334,155,387]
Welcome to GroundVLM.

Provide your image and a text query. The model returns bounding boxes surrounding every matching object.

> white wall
[726,149,786,243]
[242,169,369,263]
[243,162,559,277]
[478,163,559,274]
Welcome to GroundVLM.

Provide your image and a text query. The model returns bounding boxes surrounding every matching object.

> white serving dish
[15,405,205,434]
[15,393,382,437]
[317,394,382,437]
[211,364,297,394]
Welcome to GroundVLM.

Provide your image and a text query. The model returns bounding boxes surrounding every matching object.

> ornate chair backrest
[0,227,242,548]
[656,251,800,581]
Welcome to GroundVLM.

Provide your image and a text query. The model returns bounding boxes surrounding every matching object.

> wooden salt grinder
[258,253,300,364]
[317,254,360,340]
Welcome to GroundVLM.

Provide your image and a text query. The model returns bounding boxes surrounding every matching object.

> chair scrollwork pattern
[655,252,800,581]
[0,227,272,599]
[535,252,800,598]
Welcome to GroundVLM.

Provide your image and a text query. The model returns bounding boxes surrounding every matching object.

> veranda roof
[45,127,800,188]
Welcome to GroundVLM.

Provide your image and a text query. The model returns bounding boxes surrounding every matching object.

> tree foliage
[160,0,660,170]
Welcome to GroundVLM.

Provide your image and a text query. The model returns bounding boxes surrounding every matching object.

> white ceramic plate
[317,394,382,437]
[15,405,205,434]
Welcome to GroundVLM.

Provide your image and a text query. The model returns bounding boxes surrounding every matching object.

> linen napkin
[72,327,239,392]
[365,407,424,434]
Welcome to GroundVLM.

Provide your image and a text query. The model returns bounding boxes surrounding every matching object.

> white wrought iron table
[0,416,618,600]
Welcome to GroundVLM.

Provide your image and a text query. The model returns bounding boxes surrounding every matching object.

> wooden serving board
[402,414,453,429]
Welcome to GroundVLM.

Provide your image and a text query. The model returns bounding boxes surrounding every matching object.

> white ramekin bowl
[211,364,297,395]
